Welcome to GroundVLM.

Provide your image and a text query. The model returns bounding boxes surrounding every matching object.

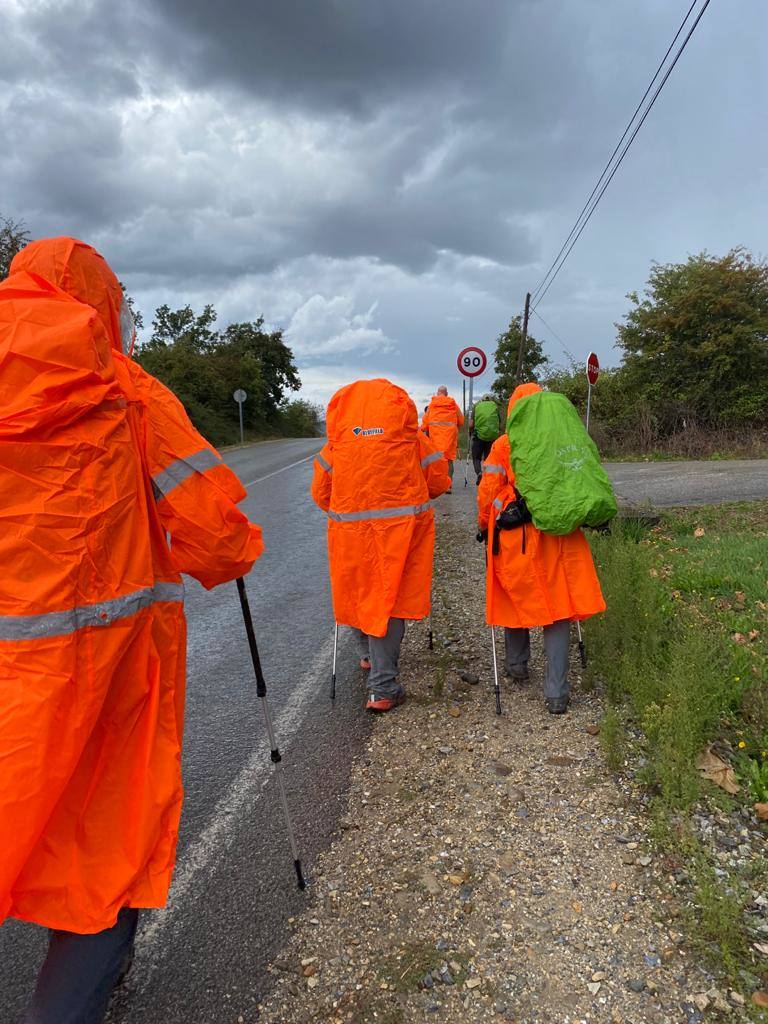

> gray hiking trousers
[355,617,406,697]
[504,618,571,701]
[23,908,139,1024]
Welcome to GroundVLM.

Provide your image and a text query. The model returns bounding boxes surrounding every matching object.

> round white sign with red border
[457,346,487,378]
[586,352,600,386]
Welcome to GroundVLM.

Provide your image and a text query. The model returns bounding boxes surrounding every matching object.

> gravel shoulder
[257,486,743,1024]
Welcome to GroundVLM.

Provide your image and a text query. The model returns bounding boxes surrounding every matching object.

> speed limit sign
[457,346,487,378]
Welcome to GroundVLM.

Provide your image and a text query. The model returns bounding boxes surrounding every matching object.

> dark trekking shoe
[546,697,569,715]
[505,665,530,683]
[366,688,406,713]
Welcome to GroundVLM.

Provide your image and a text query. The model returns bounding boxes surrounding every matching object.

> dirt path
[257,486,731,1024]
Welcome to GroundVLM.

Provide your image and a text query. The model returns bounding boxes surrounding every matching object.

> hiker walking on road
[469,393,501,484]
[312,379,450,712]
[0,238,264,1024]
[477,383,605,714]
[422,385,464,490]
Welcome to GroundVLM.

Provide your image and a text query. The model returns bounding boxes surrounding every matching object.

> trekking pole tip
[295,860,307,890]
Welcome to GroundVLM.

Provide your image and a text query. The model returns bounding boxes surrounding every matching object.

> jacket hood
[11,237,125,353]
[507,382,542,418]
[326,378,418,444]
[0,267,120,439]
[429,394,457,412]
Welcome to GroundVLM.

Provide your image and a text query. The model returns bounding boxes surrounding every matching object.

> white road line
[242,451,319,489]
[136,625,346,968]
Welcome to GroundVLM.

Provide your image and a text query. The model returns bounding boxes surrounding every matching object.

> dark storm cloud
[144,0,515,116]
[1,0,766,398]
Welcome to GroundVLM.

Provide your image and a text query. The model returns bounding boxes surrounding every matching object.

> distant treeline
[135,304,321,447]
[492,249,768,457]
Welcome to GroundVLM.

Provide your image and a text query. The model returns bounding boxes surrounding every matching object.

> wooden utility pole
[515,292,531,383]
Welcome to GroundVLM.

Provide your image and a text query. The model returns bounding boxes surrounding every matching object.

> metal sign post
[233,388,247,444]
[585,353,599,434]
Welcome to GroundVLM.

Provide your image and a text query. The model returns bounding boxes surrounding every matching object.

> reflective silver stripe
[429,421,456,427]
[0,582,184,643]
[482,463,506,475]
[328,502,432,523]
[315,454,332,473]
[420,451,443,469]
[153,449,221,498]
[493,498,504,511]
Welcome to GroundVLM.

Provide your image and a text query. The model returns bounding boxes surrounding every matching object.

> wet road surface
[1,437,371,1024]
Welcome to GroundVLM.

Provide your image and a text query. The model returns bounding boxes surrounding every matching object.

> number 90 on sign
[457,346,487,378]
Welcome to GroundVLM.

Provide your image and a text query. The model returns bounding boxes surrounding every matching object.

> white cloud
[284,294,394,358]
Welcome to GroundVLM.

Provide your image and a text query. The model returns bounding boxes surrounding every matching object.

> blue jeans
[23,908,139,1024]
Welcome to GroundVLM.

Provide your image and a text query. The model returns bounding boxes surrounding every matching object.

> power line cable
[531,0,699,305]
[531,0,712,311]
[530,308,578,364]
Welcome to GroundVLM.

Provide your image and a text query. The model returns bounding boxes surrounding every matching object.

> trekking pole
[576,621,587,670]
[331,622,338,700]
[428,611,433,651]
[490,625,503,715]
[236,577,306,890]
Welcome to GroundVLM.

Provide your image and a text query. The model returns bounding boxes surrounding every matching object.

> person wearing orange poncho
[0,237,263,1023]
[312,379,450,711]
[422,385,464,488]
[477,383,605,714]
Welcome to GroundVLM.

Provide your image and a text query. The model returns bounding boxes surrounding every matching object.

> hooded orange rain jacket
[477,383,605,630]
[311,379,451,637]
[0,237,263,934]
[422,393,464,461]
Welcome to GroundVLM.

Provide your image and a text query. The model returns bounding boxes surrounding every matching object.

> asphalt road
[2,448,766,1022]
[605,458,768,507]
[1,437,372,1024]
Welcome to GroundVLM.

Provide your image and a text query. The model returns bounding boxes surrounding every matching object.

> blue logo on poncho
[352,426,384,437]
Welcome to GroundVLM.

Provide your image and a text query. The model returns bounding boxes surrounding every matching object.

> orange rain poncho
[477,383,605,629]
[422,393,464,460]
[0,237,263,934]
[311,379,450,637]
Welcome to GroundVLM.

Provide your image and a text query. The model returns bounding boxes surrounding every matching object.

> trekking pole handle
[236,577,267,698]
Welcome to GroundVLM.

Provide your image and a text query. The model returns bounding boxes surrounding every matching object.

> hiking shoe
[366,689,406,713]
[359,657,372,670]
[505,665,530,683]
[546,697,569,715]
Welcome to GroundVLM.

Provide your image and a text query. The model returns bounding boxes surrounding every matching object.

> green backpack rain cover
[506,391,617,535]
[473,399,500,441]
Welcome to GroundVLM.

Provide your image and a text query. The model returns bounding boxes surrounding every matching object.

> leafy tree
[491,315,549,404]
[0,215,31,279]
[616,249,768,425]
[219,319,300,410]
[136,304,302,446]
[278,399,322,437]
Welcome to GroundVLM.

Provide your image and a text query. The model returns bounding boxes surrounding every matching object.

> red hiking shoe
[365,689,406,713]
[359,657,371,670]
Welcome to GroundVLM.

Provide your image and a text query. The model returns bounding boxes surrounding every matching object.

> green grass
[585,501,768,997]
[586,500,767,806]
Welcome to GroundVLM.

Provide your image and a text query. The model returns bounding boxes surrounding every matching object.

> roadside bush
[585,517,761,809]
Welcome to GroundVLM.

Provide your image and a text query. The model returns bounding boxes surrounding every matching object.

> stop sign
[586,352,600,386]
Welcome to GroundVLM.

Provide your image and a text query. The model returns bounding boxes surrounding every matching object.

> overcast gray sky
[2,0,766,408]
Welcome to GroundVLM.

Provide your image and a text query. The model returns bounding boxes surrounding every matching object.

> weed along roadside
[585,501,768,1005]
[256,488,768,1024]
